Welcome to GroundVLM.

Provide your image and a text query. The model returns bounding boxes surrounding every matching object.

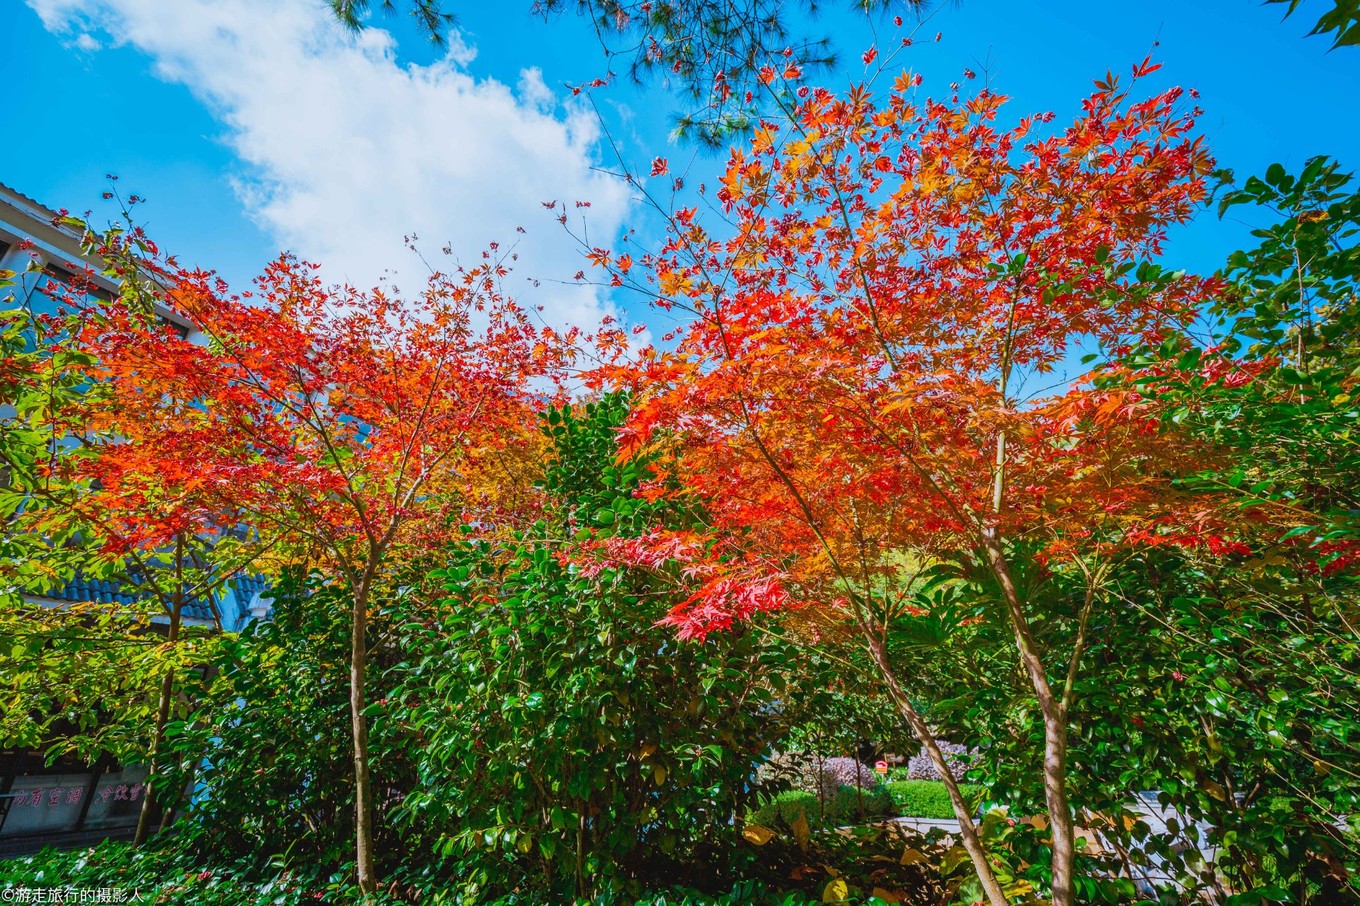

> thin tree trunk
[135,595,182,845]
[1038,711,1076,906]
[979,529,1077,906]
[863,632,1009,906]
[351,579,377,897]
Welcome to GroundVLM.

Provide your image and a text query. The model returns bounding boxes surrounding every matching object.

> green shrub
[748,790,821,828]
[160,574,362,869]
[826,784,895,823]
[884,781,985,820]
[386,395,820,901]
[0,842,822,905]
[620,881,817,905]
[0,842,363,905]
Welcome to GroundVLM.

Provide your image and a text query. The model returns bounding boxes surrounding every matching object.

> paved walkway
[872,795,1218,898]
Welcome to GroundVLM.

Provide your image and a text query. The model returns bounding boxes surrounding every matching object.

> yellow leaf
[899,847,927,865]
[821,878,849,903]
[742,824,775,845]
[871,888,903,904]
[791,812,811,852]
[658,269,693,297]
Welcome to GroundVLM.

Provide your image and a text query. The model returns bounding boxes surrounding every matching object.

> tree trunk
[351,580,378,897]
[980,529,1077,906]
[863,632,1010,906]
[1039,710,1076,906]
[134,595,182,846]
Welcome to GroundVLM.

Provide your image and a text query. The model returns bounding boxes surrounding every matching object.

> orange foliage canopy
[53,249,561,583]
[595,62,1225,636]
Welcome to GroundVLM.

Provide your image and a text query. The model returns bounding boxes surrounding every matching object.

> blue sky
[7,0,1359,335]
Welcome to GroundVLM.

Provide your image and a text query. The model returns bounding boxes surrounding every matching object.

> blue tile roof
[41,572,269,628]
[228,575,270,618]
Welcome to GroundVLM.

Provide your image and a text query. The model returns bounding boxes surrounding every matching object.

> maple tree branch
[848,597,1010,906]
[0,452,180,616]
[145,286,375,555]
[1061,559,1108,719]
[288,361,383,551]
[388,353,449,517]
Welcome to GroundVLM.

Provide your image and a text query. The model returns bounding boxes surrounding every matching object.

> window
[42,263,114,304]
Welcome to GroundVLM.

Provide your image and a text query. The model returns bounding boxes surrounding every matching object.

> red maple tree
[589,60,1220,905]
[62,234,563,893]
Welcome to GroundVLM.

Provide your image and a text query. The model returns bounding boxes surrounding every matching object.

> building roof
[0,182,194,333]
[0,181,69,226]
[48,574,216,624]
[42,571,270,627]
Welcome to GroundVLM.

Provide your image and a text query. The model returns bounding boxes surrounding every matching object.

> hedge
[748,785,896,829]
[748,781,986,827]
[884,780,986,820]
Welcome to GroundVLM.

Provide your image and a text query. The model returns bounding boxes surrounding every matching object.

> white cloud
[28,0,637,333]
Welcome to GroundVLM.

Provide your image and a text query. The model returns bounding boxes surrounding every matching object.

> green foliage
[623,885,817,905]
[747,785,896,830]
[0,600,221,765]
[883,781,984,820]
[1267,0,1360,48]
[748,790,822,829]
[0,842,367,906]
[782,685,914,759]
[824,784,895,825]
[159,573,362,868]
[0,263,268,777]
[0,840,826,906]
[758,750,930,829]
[1199,156,1360,561]
[386,394,817,900]
[883,505,1360,901]
[327,0,455,45]
[1069,157,1360,902]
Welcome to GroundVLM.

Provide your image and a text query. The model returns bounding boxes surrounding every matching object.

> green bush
[826,784,895,824]
[884,781,985,820]
[0,842,822,905]
[160,574,364,869]
[748,790,820,829]
[385,395,820,901]
[0,842,363,905]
